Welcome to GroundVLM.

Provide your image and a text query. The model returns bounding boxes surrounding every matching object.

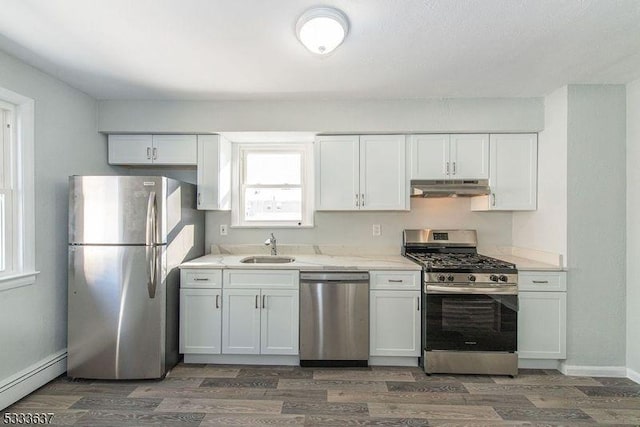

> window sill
[230,224,314,229]
[0,271,40,292]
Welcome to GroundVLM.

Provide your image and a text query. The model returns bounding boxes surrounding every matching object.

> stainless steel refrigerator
[67,176,204,379]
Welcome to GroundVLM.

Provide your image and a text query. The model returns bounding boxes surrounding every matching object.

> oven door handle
[426,285,518,295]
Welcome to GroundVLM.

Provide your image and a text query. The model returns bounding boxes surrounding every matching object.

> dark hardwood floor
[3,364,640,425]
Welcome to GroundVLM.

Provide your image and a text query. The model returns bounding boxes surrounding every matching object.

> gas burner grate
[406,252,516,271]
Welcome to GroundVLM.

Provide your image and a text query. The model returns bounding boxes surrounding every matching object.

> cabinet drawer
[519,271,566,292]
[224,269,299,289]
[180,269,222,289]
[370,270,421,290]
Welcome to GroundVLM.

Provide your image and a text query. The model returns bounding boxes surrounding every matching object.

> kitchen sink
[239,256,296,264]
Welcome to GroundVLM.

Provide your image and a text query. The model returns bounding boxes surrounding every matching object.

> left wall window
[0,101,15,273]
[0,90,37,291]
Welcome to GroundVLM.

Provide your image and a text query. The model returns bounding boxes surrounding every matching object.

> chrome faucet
[265,233,277,255]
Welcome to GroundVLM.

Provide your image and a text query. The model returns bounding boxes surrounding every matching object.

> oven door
[425,288,517,352]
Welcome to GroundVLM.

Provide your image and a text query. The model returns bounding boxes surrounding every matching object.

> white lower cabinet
[370,290,421,357]
[179,289,222,354]
[369,270,421,359]
[518,271,567,359]
[222,270,299,356]
[221,289,262,354]
[179,269,224,355]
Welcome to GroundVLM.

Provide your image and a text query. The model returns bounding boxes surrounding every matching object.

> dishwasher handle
[300,272,369,282]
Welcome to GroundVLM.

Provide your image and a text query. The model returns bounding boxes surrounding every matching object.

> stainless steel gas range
[403,229,519,376]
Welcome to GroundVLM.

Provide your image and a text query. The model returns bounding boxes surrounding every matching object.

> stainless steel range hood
[410,179,491,198]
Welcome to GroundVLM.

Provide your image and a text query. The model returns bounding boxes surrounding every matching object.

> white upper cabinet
[315,135,360,210]
[359,135,407,210]
[197,135,231,210]
[108,134,197,165]
[449,134,490,179]
[315,135,408,211]
[410,134,489,180]
[471,134,538,211]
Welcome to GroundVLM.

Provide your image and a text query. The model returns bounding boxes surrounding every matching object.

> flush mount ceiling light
[296,7,349,55]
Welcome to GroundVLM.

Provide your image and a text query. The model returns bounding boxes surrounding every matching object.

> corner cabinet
[108,134,197,165]
[518,271,567,360]
[179,269,223,354]
[369,270,421,362]
[315,135,408,211]
[409,134,489,180]
[222,270,299,356]
[196,135,231,210]
[471,134,538,211]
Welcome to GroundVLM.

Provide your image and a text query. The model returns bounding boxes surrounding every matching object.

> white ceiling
[1,0,639,100]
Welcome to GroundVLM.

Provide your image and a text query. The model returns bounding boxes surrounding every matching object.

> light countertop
[180,253,422,271]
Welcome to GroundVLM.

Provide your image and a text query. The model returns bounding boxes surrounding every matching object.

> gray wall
[566,85,627,367]
[627,78,640,376]
[205,198,513,254]
[0,50,114,382]
[97,98,544,134]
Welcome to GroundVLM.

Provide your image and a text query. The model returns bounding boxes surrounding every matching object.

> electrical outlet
[220,224,228,236]
[372,224,381,236]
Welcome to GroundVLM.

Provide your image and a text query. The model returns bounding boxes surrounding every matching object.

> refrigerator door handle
[146,191,157,246]
[146,191,158,298]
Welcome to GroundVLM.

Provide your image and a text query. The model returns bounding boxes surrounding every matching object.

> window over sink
[231,143,313,227]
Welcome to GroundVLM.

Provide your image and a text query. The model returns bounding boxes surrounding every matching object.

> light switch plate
[372,224,381,236]
[220,224,228,235]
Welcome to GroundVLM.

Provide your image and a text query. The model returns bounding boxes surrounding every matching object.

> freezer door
[67,245,165,379]
[69,176,166,245]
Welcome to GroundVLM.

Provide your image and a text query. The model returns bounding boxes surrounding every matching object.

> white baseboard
[560,363,627,377]
[0,350,67,410]
[627,367,640,384]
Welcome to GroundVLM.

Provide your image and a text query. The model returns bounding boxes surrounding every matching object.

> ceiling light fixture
[296,7,349,55]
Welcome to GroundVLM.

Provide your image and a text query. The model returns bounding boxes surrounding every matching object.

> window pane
[0,193,4,271]
[245,152,301,185]
[244,187,302,222]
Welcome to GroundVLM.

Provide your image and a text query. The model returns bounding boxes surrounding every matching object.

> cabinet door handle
[152,147,158,160]
[446,162,450,175]
[388,279,403,283]
[197,192,201,206]
[255,295,259,309]
[193,277,209,281]
[361,193,365,207]
[532,280,549,284]
[491,193,496,206]
[417,297,420,311]
[262,295,266,309]
[452,162,456,175]
[146,147,151,159]
[355,193,359,207]
[215,294,220,309]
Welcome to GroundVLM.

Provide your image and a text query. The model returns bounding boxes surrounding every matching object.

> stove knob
[468,274,476,282]
[499,275,509,282]
[447,275,455,282]
[437,274,446,282]
[489,274,499,282]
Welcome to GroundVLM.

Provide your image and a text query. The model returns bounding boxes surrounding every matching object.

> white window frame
[0,87,37,292]
[231,142,314,228]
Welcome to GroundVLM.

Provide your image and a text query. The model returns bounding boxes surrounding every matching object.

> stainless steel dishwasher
[299,271,369,367]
